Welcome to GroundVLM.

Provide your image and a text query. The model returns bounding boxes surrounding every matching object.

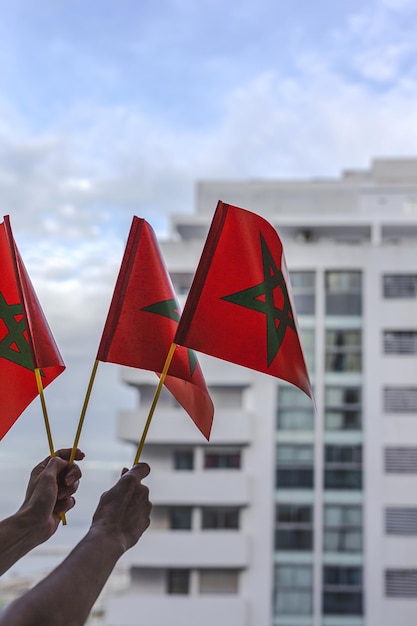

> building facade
[106,158,417,626]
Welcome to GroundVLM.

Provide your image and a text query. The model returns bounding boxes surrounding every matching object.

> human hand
[91,463,152,552]
[18,448,84,543]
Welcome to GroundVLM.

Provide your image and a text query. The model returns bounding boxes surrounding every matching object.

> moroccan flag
[175,201,313,399]
[97,217,214,440]
[0,216,65,439]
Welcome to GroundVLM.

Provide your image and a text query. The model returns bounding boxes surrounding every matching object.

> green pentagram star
[221,232,296,367]
[142,298,197,375]
[0,292,35,370]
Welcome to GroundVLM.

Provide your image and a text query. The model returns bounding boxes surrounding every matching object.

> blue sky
[2,0,417,545]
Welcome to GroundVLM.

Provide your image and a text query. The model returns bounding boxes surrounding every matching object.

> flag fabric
[0,216,65,439]
[175,201,313,399]
[97,216,214,440]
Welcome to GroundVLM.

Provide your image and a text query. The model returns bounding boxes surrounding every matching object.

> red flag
[175,201,313,399]
[0,216,65,439]
[97,217,214,440]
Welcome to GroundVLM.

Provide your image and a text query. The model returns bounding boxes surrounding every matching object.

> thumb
[43,456,68,480]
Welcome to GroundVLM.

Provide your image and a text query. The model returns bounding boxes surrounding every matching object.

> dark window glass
[275,504,313,551]
[169,507,192,530]
[167,569,190,594]
[323,592,363,615]
[174,450,194,470]
[204,451,241,469]
[277,504,312,523]
[201,507,239,530]
[276,445,314,489]
[275,529,313,550]
[324,470,362,490]
[276,469,314,488]
[324,446,362,490]
[323,566,363,615]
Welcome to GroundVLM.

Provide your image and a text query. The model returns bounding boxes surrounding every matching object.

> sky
[2,0,417,563]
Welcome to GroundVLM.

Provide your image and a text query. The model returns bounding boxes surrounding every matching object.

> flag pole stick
[34,368,66,526]
[133,343,177,465]
[35,368,55,458]
[69,359,99,465]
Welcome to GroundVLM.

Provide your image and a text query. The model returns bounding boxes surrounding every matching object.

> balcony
[117,408,252,445]
[144,470,250,506]
[106,595,247,626]
[123,530,250,568]
[121,356,252,386]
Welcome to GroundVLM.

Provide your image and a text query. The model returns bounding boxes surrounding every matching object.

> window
[174,450,194,470]
[167,569,190,594]
[325,330,362,372]
[204,450,241,469]
[274,564,313,615]
[289,271,315,315]
[169,507,192,530]
[276,445,314,489]
[324,445,362,490]
[384,387,417,412]
[299,327,315,374]
[384,331,417,354]
[383,274,417,299]
[201,507,239,530]
[385,569,417,597]
[325,271,362,316]
[199,569,238,594]
[385,447,417,473]
[277,385,314,431]
[208,386,244,409]
[275,504,313,551]
[324,505,362,552]
[386,508,417,535]
[325,386,361,431]
[323,566,363,615]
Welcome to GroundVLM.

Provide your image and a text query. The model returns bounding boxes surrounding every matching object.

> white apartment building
[106,158,417,626]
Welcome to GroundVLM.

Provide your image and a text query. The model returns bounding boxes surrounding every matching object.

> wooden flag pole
[133,343,177,465]
[34,368,66,526]
[69,359,99,465]
[35,368,55,457]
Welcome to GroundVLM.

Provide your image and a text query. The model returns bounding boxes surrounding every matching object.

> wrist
[87,521,127,558]
[0,509,46,565]
[14,505,52,546]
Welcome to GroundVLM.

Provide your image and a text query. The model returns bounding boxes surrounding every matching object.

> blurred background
[1,0,417,595]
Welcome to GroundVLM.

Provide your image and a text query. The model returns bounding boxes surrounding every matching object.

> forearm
[0,512,45,576]
[0,527,125,626]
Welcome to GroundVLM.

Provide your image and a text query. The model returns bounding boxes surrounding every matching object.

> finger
[43,456,68,479]
[55,496,76,515]
[59,480,80,499]
[64,464,82,486]
[55,448,85,462]
[130,463,151,480]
